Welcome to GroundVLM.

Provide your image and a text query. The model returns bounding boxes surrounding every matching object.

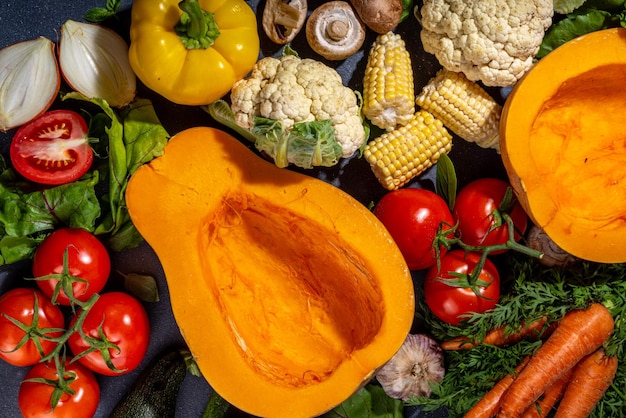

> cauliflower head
[419,0,554,87]
[230,54,365,158]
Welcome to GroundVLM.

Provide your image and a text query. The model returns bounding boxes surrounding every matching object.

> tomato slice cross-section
[10,109,93,185]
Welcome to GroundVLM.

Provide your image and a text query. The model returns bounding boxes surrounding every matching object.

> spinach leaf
[321,384,404,418]
[0,170,100,265]
[63,93,169,251]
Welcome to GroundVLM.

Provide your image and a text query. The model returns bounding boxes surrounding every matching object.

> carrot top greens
[412,254,626,417]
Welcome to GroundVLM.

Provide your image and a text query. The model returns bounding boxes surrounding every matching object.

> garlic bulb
[375,333,445,400]
[59,20,136,107]
[0,37,59,132]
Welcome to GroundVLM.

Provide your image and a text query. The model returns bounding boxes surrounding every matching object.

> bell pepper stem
[176,0,220,49]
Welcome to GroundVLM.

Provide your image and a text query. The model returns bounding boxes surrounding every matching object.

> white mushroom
[305,1,366,61]
[262,0,308,45]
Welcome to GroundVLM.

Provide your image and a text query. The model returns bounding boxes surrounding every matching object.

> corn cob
[362,32,414,131]
[364,110,452,190]
[416,69,501,152]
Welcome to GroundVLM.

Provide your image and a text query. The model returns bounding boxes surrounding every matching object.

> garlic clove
[59,20,136,107]
[375,333,446,400]
[0,37,60,132]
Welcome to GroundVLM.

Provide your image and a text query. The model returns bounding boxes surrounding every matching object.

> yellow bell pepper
[129,0,260,105]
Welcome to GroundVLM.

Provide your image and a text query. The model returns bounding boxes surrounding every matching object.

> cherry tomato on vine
[0,288,65,366]
[10,109,93,185]
[453,178,528,254]
[32,228,111,306]
[18,357,100,418]
[68,292,150,376]
[374,188,455,270]
[424,249,500,326]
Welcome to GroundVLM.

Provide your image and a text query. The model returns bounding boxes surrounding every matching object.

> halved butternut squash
[125,127,415,417]
[500,28,626,263]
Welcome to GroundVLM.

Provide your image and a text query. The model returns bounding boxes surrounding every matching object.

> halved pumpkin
[126,127,415,417]
[500,28,626,263]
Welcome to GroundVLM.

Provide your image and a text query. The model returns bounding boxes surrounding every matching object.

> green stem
[176,0,220,49]
[40,294,100,363]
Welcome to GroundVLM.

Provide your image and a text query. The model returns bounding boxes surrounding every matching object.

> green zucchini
[109,348,191,418]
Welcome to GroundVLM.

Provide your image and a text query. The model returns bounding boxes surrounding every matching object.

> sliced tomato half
[10,109,93,185]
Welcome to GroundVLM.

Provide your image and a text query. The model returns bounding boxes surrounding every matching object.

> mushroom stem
[327,19,349,41]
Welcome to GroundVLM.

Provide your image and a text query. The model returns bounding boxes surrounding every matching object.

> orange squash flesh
[500,28,626,263]
[125,127,415,417]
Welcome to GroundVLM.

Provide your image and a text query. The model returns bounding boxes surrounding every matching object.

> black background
[0,1,508,416]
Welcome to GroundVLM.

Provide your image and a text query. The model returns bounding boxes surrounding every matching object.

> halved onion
[59,20,136,107]
[0,37,60,132]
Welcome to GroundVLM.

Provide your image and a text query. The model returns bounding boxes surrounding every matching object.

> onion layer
[59,20,136,107]
[0,37,60,132]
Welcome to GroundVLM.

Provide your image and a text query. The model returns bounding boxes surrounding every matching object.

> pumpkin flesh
[500,28,626,263]
[126,127,415,417]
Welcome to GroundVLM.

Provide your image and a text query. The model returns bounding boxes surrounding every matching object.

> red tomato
[18,357,100,418]
[10,109,93,185]
[32,228,111,306]
[453,178,528,254]
[424,250,500,326]
[0,288,65,366]
[374,188,455,270]
[68,292,150,376]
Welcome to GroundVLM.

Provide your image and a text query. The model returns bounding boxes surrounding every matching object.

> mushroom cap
[306,1,366,61]
[262,0,308,45]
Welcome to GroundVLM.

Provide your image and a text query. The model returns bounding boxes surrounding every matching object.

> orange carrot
[497,303,614,418]
[521,367,573,418]
[442,317,550,350]
[554,347,618,418]
[464,357,530,418]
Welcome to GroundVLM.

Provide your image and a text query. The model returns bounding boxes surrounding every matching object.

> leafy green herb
[413,254,626,417]
[321,384,404,418]
[0,94,169,266]
[435,153,457,210]
[84,0,122,22]
[538,0,626,57]
[202,391,231,418]
[0,170,100,265]
[63,93,169,251]
[118,271,160,303]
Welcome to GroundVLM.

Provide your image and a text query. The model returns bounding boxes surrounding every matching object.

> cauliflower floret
[230,54,365,158]
[419,0,554,86]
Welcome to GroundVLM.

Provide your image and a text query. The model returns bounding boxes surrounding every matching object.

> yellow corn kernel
[364,110,452,190]
[362,32,415,131]
[416,69,501,152]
